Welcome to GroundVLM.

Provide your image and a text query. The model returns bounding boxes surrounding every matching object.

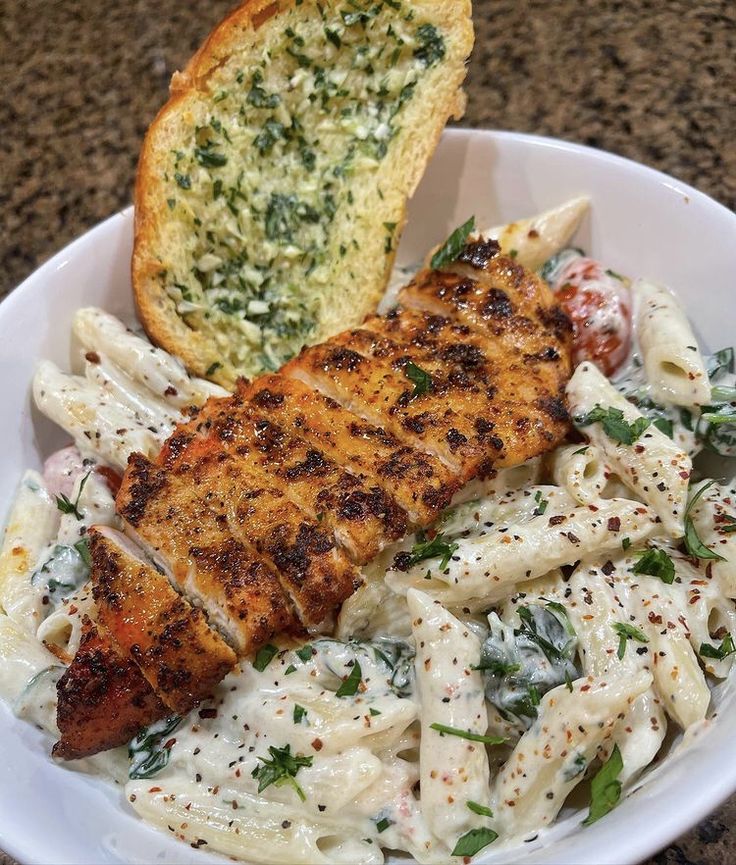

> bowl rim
[1,128,735,865]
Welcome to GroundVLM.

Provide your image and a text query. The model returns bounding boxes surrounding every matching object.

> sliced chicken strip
[117,453,299,655]
[159,390,407,562]
[246,376,459,524]
[362,307,569,467]
[90,527,237,713]
[54,616,167,760]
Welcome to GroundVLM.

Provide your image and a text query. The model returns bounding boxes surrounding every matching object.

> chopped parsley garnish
[335,660,363,697]
[174,172,191,190]
[429,723,506,745]
[251,744,313,801]
[451,827,498,857]
[205,361,221,377]
[700,633,736,661]
[683,481,726,561]
[369,707,381,716]
[631,547,675,584]
[73,538,92,568]
[473,657,521,676]
[583,744,623,825]
[653,417,674,438]
[413,23,446,67]
[533,490,548,516]
[466,801,494,817]
[285,664,297,675]
[194,145,228,168]
[720,515,736,533]
[403,361,433,398]
[622,537,631,551]
[613,622,648,660]
[572,446,589,456]
[430,216,476,270]
[577,405,651,445]
[253,644,279,672]
[293,704,307,724]
[375,817,392,833]
[55,472,90,520]
[405,531,458,571]
[296,644,313,663]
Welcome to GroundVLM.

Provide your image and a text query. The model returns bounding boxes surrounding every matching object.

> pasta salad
[2,198,736,864]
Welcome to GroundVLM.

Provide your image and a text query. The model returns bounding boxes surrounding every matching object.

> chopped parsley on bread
[133,0,474,387]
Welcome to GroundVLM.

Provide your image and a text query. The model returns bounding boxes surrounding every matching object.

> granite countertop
[1,0,735,862]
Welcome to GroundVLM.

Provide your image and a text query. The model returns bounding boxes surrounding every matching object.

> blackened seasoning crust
[456,237,501,269]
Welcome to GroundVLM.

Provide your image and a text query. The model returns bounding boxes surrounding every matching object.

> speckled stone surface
[1,0,735,862]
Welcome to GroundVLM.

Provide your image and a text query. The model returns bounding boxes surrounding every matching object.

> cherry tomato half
[551,256,632,377]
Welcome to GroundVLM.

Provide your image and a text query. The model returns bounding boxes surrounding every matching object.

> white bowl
[1,129,735,865]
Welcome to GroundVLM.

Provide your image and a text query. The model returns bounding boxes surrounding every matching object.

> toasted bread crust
[133,0,474,387]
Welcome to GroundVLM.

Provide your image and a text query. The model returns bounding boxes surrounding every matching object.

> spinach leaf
[129,716,182,780]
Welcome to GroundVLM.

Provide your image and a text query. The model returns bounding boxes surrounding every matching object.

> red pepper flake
[164,738,177,749]
[549,515,566,526]
[607,517,621,532]
[164,385,178,396]
[648,612,663,625]
[148,787,162,793]
[85,351,101,364]
[311,738,324,751]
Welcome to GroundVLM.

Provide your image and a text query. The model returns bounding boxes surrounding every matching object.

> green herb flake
[509,248,518,259]
[324,26,341,48]
[613,622,648,660]
[583,744,624,825]
[174,172,191,190]
[451,827,498,857]
[404,361,433,398]
[577,405,651,445]
[683,480,726,561]
[700,633,736,661]
[195,145,228,168]
[653,417,674,438]
[430,216,476,270]
[73,538,92,568]
[296,644,313,663]
[429,723,506,745]
[533,489,548,516]
[631,547,675,584]
[622,537,631,551]
[369,707,381,716]
[284,664,297,675]
[376,817,392,833]
[413,23,446,68]
[572,446,589,456]
[55,472,90,520]
[335,660,363,697]
[205,361,221,377]
[293,704,307,724]
[405,531,458,571]
[251,744,313,801]
[466,800,494,817]
[253,644,279,672]
[720,515,736,534]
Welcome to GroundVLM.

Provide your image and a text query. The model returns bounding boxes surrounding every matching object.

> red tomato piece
[551,257,632,377]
